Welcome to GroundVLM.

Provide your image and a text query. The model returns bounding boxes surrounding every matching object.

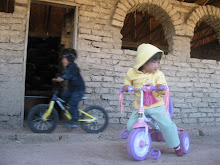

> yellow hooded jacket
[124,44,167,110]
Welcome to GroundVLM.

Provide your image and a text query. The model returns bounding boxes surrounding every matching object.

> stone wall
[0,0,220,129]
[0,0,29,128]
[77,0,220,129]
[61,13,72,48]
[161,56,220,127]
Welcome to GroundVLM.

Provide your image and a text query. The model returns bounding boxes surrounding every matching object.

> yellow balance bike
[27,90,108,133]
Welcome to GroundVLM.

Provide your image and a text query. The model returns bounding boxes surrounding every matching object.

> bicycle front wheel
[27,104,59,133]
[81,105,108,133]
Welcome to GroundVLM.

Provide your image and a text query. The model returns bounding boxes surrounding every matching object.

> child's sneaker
[64,121,78,130]
[174,145,184,157]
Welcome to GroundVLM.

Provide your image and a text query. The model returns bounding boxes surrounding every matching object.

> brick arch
[186,5,220,39]
[112,0,183,39]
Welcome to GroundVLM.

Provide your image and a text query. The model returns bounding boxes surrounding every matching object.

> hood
[134,44,164,71]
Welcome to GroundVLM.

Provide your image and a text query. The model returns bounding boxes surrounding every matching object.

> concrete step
[0,124,124,144]
[1,124,220,144]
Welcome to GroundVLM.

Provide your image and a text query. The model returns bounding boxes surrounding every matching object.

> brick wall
[0,0,29,128]
[77,0,220,128]
[161,56,220,127]
[0,0,220,129]
[61,13,72,48]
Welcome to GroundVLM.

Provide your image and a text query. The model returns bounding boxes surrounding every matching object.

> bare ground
[1,134,220,165]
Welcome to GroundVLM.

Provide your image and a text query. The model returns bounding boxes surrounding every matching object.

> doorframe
[32,0,80,8]
[21,0,31,127]
[22,0,79,126]
[71,6,78,49]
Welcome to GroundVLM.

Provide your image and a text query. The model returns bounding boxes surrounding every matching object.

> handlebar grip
[150,85,167,91]
[120,86,134,93]
[128,86,133,93]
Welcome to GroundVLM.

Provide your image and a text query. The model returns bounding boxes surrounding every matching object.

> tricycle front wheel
[126,128,152,161]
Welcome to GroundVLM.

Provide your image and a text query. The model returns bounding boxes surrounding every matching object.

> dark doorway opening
[24,2,75,119]
[0,0,14,13]
[190,22,220,61]
[121,11,168,54]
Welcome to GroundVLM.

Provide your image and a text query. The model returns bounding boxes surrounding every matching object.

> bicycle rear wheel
[81,105,108,133]
[27,104,59,133]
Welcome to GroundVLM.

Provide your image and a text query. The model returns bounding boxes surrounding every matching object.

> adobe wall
[77,0,220,128]
[0,0,29,128]
[0,0,220,129]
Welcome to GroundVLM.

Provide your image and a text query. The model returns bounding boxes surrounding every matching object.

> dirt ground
[1,134,220,165]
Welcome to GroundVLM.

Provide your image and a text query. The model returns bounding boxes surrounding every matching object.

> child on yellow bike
[52,48,85,129]
[123,44,184,156]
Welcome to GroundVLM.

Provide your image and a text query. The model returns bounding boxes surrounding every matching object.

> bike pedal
[120,130,130,139]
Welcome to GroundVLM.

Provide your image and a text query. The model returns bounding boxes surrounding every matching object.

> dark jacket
[60,63,85,92]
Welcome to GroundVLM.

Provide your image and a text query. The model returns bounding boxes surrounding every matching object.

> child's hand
[156,84,163,89]
[52,78,57,82]
[52,77,64,82]
[155,84,165,95]
[123,85,129,92]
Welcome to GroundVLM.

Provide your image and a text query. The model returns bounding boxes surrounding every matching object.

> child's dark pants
[62,90,85,121]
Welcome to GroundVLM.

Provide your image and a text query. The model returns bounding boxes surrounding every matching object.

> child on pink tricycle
[120,44,190,160]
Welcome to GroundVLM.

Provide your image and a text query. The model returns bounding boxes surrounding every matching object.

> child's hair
[62,48,77,63]
[138,52,162,71]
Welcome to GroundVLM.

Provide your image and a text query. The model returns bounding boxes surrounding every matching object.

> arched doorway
[186,5,220,61]
[191,21,220,61]
[112,0,181,53]
[121,11,168,53]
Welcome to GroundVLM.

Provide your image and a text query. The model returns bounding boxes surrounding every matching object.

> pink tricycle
[119,85,190,161]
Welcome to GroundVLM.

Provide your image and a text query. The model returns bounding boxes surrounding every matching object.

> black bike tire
[81,105,108,133]
[27,104,59,133]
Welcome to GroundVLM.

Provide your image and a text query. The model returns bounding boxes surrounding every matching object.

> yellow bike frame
[42,101,55,121]
[42,101,97,123]
[78,109,97,123]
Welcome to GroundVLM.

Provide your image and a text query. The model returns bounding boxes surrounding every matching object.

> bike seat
[82,96,87,100]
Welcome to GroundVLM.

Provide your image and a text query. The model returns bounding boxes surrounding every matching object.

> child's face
[62,57,69,67]
[142,59,160,73]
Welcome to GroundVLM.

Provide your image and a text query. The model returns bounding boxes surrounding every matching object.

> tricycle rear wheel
[179,132,190,154]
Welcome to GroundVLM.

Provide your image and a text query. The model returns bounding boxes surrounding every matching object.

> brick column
[168,35,191,59]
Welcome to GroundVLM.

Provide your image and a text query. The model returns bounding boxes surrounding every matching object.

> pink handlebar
[120,88,124,93]
[150,85,167,91]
